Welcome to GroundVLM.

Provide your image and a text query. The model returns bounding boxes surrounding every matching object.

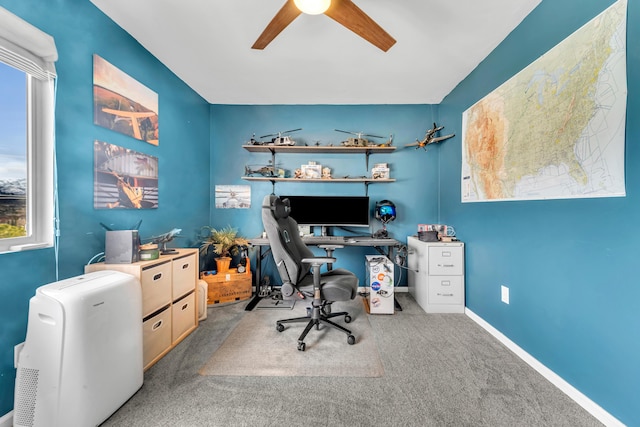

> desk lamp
[373,200,396,238]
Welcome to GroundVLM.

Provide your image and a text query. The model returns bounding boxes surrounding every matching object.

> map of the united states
[462,0,627,202]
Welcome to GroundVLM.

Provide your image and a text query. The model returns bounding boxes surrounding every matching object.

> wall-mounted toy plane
[405,123,455,150]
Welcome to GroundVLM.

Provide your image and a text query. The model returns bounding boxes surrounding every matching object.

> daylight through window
[0,62,27,239]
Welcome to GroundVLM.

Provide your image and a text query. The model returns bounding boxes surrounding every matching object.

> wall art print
[215,185,251,209]
[94,140,158,209]
[93,54,159,145]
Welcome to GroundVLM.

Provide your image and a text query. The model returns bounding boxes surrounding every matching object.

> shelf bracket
[268,147,276,169]
[365,149,371,170]
[364,181,370,196]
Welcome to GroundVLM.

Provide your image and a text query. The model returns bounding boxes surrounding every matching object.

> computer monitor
[280,195,370,229]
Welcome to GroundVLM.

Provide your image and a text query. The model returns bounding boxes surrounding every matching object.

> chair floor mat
[199,299,384,377]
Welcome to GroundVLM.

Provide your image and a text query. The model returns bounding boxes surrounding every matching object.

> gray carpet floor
[101,293,603,427]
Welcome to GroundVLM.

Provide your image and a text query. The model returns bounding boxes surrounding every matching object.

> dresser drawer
[428,276,464,305]
[172,291,196,344]
[140,260,172,317]
[172,253,197,300]
[143,307,172,369]
[428,245,464,276]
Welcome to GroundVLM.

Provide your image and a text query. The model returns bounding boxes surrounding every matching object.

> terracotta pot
[215,257,232,273]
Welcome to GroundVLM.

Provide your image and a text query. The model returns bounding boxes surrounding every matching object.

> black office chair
[262,195,358,351]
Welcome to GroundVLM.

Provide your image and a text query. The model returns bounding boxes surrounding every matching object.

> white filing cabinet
[407,236,465,313]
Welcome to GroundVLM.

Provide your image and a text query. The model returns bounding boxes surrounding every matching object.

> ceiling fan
[252,0,396,52]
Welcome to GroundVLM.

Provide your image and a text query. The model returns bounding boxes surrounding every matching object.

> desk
[246,236,401,310]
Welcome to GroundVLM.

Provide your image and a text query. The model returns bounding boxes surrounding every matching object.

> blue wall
[0,0,210,414]
[1,0,635,424]
[438,0,638,424]
[209,104,442,282]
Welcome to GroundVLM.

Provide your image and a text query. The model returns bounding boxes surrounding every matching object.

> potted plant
[199,225,249,273]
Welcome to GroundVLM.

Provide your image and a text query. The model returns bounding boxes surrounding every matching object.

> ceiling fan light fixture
[293,0,331,15]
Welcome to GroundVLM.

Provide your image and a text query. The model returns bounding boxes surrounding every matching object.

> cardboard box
[201,269,252,305]
[365,255,394,314]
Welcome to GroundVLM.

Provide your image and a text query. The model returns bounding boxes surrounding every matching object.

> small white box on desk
[365,255,394,314]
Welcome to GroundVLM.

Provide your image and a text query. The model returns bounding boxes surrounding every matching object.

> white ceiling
[89,0,541,105]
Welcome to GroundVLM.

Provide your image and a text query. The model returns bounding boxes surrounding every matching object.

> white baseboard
[0,410,12,427]
[465,308,623,427]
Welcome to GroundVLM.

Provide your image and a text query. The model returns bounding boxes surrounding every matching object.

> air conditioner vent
[14,367,39,427]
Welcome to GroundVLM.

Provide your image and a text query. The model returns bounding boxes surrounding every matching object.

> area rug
[199,297,384,377]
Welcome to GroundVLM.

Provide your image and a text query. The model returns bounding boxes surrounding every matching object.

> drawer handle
[441,281,451,286]
[438,293,454,297]
[438,264,455,268]
[153,273,163,281]
[152,320,163,330]
[182,263,189,270]
[181,303,189,311]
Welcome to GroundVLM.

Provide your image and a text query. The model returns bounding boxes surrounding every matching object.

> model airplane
[405,123,455,150]
[147,228,182,254]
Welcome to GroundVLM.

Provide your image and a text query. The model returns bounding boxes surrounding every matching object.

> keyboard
[350,236,389,243]
[303,235,345,242]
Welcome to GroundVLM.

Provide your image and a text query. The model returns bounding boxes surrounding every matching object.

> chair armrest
[317,244,344,250]
[301,256,336,266]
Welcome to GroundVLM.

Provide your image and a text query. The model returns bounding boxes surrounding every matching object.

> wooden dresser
[85,248,199,370]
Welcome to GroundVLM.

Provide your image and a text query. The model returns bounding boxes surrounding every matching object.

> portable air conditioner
[14,270,144,427]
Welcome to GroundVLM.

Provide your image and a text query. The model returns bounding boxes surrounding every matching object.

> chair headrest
[272,197,291,220]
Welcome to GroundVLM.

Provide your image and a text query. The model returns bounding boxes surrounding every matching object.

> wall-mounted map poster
[93,54,159,145]
[94,140,158,209]
[462,0,626,202]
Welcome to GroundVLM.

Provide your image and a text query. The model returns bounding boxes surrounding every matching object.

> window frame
[0,8,57,253]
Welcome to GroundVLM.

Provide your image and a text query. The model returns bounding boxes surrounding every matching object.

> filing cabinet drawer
[428,245,464,276]
[172,253,197,300]
[141,260,172,317]
[172,291,196,343]
[428,276,464,305]
[143,307,172,369]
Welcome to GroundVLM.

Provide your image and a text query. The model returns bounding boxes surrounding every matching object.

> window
[0,7,57,253]
[0,62,27,240]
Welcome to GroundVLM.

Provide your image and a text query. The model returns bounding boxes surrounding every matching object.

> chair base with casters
[276,262,356,351]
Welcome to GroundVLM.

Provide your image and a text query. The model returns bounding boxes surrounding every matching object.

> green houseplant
[199,225,249,273]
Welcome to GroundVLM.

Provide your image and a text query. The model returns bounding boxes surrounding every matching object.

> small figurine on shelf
[294,168,303,179]
[322,167,332,179]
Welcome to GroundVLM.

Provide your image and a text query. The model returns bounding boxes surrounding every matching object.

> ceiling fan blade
[252,0,302,50]
[325,0,396,52]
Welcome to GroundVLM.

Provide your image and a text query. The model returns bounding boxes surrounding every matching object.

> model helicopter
[405,123,455,150]
[250,128,302,146]
[335,129,386,147]
[244,160,278,177]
